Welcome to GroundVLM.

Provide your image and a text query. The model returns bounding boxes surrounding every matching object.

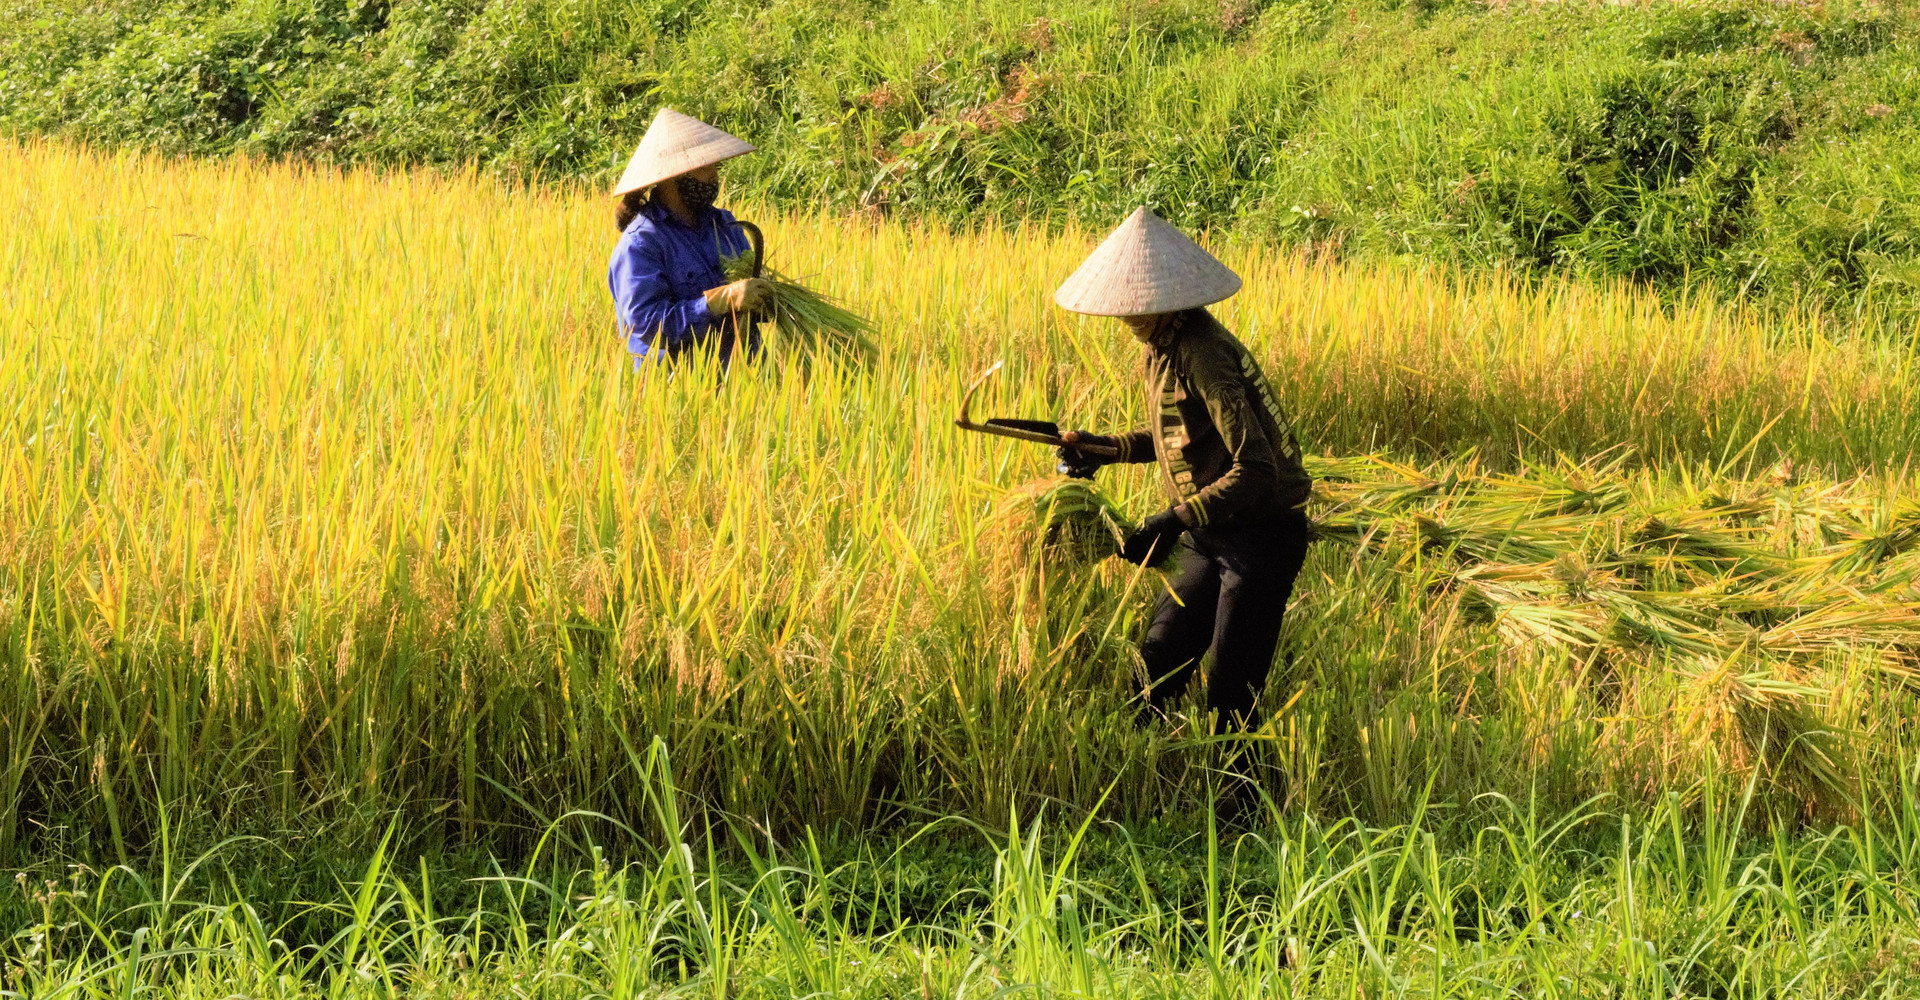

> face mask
[676,175,720,213]
[1123,313,1173,345]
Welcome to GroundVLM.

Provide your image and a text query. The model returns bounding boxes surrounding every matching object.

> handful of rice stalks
[982,478,1133,581]
[722,251,876,362]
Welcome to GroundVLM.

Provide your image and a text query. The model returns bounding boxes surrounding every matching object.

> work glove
[1056,430,1118,480]
[704,277,772,316]
[1119,508,1186,566]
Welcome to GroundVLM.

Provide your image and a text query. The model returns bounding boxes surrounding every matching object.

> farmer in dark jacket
[1055,208,1314,736]
[607,108,768,370]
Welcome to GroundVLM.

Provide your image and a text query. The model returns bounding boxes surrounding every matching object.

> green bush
[4,0,1917,312]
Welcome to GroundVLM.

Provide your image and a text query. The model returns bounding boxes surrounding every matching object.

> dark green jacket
[1109,309,1312,530]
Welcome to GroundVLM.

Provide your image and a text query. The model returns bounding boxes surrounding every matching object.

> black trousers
[1139,509,1311,733]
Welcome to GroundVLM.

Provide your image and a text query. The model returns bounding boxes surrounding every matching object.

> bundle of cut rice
[981,477,1133,582]
[722,251,876,361]
[1305,452,1920,816]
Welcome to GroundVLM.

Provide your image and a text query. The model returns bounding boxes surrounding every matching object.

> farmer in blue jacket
[607,109,769,370]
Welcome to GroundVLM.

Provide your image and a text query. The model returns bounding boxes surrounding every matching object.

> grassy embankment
[4,0,1919,312]
[5,140,1920,994]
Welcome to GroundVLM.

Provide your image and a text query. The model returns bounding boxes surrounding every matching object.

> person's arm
[609,233,716,352]
[1109,429,1156,464]
[1059,428,1156,468]
[1176,342,1283,530]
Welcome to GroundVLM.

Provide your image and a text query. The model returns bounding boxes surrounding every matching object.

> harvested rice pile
[1306,453,1920,810]
[1309,454,1920,660]
[722,251,876,361]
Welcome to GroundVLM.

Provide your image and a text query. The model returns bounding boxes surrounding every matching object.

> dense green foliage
[5,0,1919,310]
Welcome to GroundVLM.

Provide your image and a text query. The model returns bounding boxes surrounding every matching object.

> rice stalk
[7,139,1920,841]
[1314,454,1919,666]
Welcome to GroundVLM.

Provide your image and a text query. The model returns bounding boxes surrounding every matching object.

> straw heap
[1310,454,1920,662]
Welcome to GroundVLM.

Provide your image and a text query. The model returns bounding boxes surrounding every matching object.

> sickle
[735,220,766,278]
[954,361,1119,457]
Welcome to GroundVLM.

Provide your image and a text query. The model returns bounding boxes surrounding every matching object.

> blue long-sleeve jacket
[607,199,753,364]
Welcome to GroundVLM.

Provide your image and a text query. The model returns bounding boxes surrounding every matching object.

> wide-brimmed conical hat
[1053,207,1241,316]
[611,109,756,197]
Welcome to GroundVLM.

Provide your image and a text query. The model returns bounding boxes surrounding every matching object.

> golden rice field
[4,139,1920,867]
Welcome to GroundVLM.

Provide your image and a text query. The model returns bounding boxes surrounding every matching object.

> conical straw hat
[611,109,757,197]
[1053,207,1241,316]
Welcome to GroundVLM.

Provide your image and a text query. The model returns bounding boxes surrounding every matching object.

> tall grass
[8,744,1920,996]
[3,140,1919,862]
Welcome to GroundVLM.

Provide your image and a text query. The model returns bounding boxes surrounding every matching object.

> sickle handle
[955,419,1121,457]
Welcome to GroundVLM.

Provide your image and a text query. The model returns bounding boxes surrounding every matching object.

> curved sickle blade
[735,220,766,278]
[956,360,1005,428]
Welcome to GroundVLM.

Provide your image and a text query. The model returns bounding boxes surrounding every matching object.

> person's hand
[705,277,772,315]
[1057,430,1117,479]
[1119,508,1186,566]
